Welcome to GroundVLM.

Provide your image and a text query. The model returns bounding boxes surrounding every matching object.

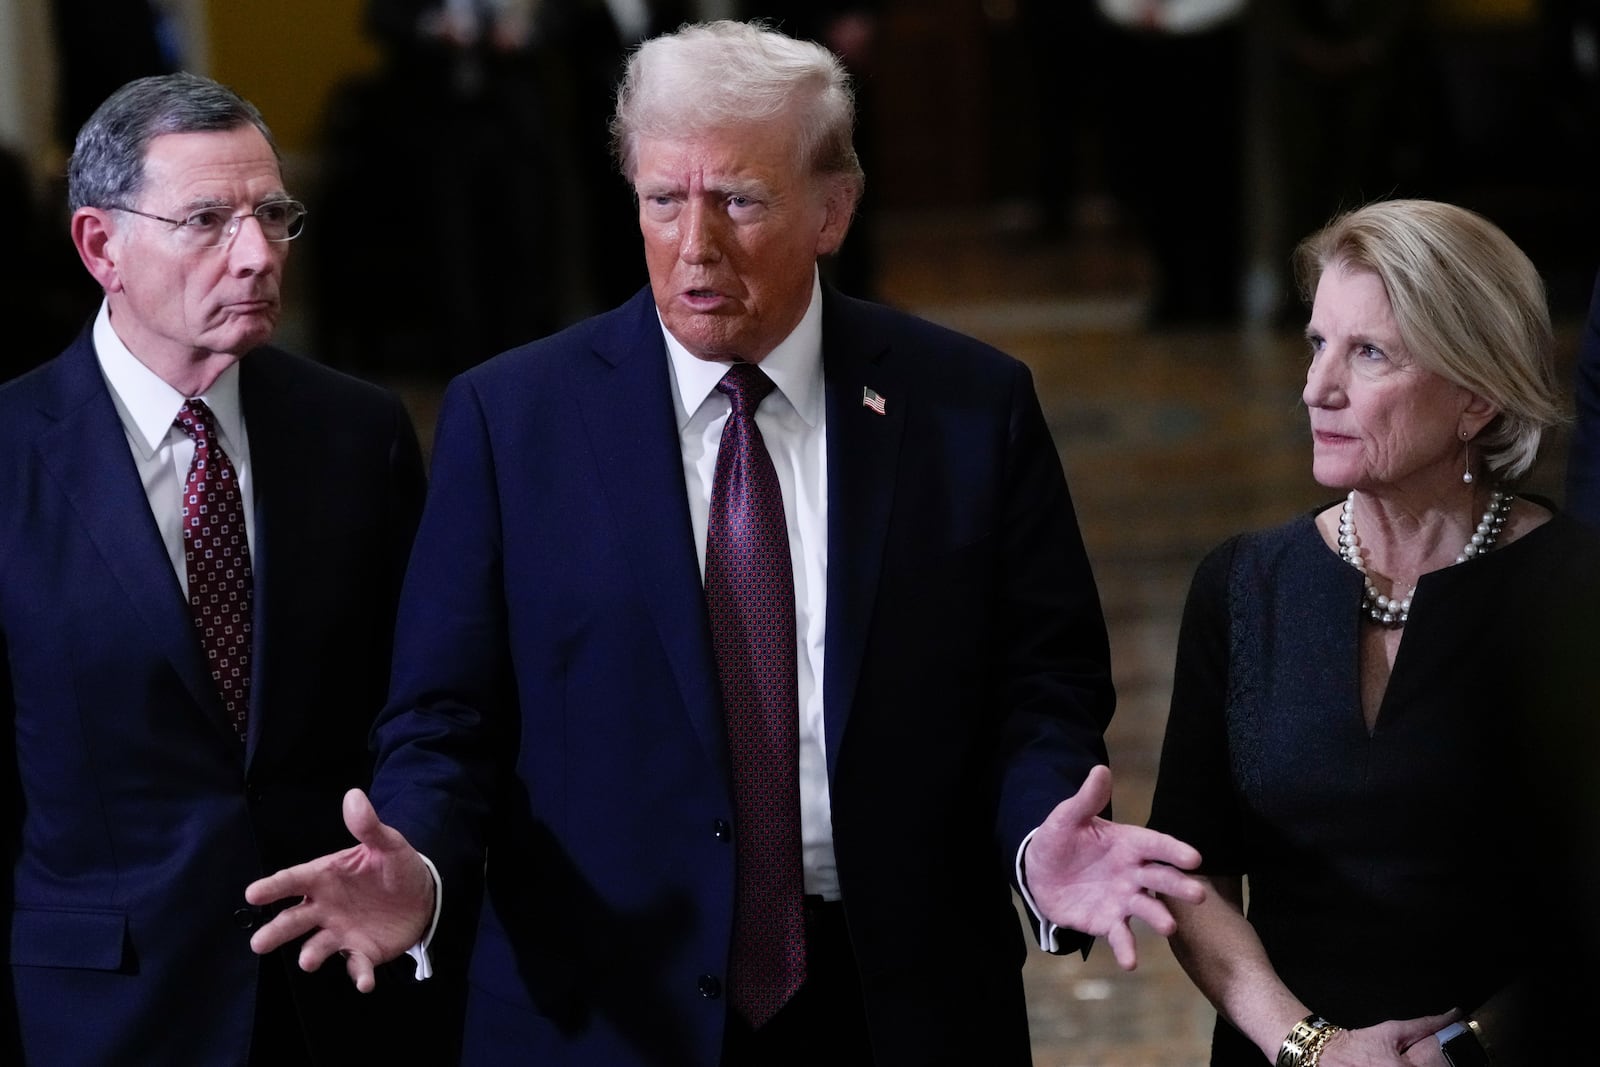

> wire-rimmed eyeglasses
[107,200,308,248]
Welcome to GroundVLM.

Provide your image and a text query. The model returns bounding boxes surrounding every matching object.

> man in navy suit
[248,21,1203,1066]
[0,73,459,1064]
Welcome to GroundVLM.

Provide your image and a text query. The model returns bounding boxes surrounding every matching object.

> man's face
[633,118,850,363]
[101,125,290,367]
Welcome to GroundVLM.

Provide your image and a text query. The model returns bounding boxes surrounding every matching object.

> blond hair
[1295,199,1561,481]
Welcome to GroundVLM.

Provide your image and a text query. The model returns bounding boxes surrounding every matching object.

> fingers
[1043,765,1113,833]
[1140,862,1207,904]
[244,861,315,908]
[341,788,387,847]
[1126,891,1178,937]
[1395,1010,1460,1052]
[1106,921,1138,971]
[296,925,361,975]
[341,787,414,857]
[1124,824,1202,872]
[1073,764,1114,820]
[248,897,323,956]
[345,951,378,995]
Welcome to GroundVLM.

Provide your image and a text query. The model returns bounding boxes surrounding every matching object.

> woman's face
[1302,265,1478,494]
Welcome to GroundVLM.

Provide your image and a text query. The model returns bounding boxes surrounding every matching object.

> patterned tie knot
[716,362,777,418]
[174,398,217,446]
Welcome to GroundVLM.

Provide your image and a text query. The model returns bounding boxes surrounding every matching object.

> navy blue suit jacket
[0,331,441,1065]
[372,286,1115,1066]
[1566,266,1600,524]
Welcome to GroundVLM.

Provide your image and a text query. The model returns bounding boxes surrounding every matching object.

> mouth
[679,288,728,311]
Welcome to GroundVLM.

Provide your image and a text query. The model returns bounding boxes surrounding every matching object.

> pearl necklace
[1337,489,1514,628]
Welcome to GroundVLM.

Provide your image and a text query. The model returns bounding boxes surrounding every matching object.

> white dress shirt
[92,300,255,588]
[661,271,839,900]
[662,274,1061,937]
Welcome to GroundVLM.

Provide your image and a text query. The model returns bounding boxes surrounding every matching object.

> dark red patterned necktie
[174,399,253,744]
[704,362,805,1027]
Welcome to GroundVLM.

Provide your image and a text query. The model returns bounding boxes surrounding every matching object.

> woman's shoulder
[1187,507,1342,610]
[1505,494,1600,560]
[1200,505,1335,570]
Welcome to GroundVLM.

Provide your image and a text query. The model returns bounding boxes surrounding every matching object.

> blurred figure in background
[1259,0,1429,320]
[0,147,61,383]
[317,0,555,377]
[50,0,176,147]
[1095,0,1249,328]
[1015,0,1111,242]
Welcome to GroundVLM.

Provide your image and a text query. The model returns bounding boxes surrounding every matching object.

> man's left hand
[1024,765,1205,970]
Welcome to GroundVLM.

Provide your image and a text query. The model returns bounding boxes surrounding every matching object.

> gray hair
[610,20,863,202]
[68,71,278,212]
[1295,198,1561,482]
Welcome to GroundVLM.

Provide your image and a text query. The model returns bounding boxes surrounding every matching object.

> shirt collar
[93,299,246,460]
[662,270,824,429]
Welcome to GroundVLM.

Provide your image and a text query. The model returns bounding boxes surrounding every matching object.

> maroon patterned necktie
[704,362,806,1027]
[174,399,253,744]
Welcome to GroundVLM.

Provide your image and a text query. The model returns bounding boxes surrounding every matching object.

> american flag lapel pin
[862,386,887,415]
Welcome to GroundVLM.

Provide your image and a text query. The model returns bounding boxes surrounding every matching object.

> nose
[1302,352,1344,408]
[678,200,721,265]
[226,213,277,274]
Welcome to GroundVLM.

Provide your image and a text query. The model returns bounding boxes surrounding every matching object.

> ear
[813,177,858,259]
[1459,390,1499,440]
[70,208,124,293]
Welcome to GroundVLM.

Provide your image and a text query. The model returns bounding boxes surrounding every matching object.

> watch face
[1439,1029,1490,1067]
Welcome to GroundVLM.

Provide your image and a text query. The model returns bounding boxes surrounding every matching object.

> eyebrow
[712,179,771,200]
[176,191,293,212]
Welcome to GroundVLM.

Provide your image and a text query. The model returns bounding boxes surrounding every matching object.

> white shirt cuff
[404,852,443,981]
[1016,827,1062,953]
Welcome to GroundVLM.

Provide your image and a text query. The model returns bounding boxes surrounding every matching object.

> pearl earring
[1461,430,1474,485]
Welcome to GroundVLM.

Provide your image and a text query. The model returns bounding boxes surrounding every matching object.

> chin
[677,329,741,363]
[1310,465,1351,490]
[208,334,268,359]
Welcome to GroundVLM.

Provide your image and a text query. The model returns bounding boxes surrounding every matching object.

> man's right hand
[244,788,434,993]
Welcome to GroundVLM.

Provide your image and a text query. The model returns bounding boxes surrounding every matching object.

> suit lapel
[575,294,730,783]
[33,336,228,736]
[820,291,906,778]
[237,352,294,766]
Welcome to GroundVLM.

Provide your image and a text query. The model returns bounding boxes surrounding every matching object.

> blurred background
[1,0,1596,381]
[1,1,1595,1063]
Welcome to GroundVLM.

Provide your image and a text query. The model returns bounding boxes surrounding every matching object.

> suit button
[712,819,731,841]
[233,905,264,931]
[698,974,722,999]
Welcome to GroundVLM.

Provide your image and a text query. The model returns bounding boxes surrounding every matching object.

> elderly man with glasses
[0,72,460,1065]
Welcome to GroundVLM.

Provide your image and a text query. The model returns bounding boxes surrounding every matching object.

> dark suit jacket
[0,330,441,1065]
[1565,266,1600,524]
[372,286,1114,1066]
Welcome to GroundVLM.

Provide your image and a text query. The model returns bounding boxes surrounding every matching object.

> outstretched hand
[1024,765,1205,970]
[244,788,434,993]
